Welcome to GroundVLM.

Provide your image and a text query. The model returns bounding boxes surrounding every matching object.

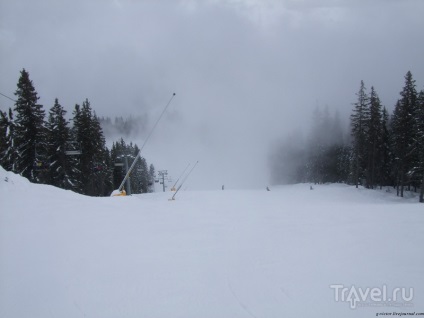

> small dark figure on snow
[266,186,270,191]
[222,185,224,190]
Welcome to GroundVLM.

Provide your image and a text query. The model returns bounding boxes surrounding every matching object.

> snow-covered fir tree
[149,164,156,193]
[0,109,15,171]
[71,99,110,196]
[46,98,81,190]
[13,69,47,183]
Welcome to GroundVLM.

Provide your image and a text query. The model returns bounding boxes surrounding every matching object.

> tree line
[0,69,155,196]
[269,71,424,202]
[99,115,148,140]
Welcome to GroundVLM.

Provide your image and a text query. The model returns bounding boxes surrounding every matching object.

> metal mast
[117,93,176,193]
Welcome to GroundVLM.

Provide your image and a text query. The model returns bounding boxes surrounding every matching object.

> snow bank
[0,166,81,199]
[0,166,30,187]
[0,168,423,317]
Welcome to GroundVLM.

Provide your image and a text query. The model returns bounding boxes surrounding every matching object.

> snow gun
[169,161,198,201]
[111,93,176,197]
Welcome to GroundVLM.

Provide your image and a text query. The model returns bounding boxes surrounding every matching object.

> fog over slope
[1,0,423,189]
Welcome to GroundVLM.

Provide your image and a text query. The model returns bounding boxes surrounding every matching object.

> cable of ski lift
[0,92,16,102]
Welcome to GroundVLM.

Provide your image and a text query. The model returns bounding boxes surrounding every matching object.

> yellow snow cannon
[111,189,126,197]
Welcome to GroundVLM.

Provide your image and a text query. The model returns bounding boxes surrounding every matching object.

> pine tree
[46,98,78,189]
[336,145,352,183]
[13,69,47,182]
[149,164,156,192]
[102,148,114,196]
[350,80,370,188]
[110,139,153,194]
[113,138,134,194]
[139,157,149,193]
[72,99,110,196]
[0,111,7,163]
[0,109,15,171]
[380,107,392,188]
[302,106,348,184]
[71,104,85,193]
[366,86,383,189]
[128,142,141,194]
[392,71,418,197]
[90,111,110,196]
[111,139,125,190]
[415,89,424,202]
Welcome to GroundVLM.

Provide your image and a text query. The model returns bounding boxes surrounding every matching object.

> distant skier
[266,186,270,191]
[222,185,224,190]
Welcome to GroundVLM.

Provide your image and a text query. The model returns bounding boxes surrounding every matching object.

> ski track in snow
[0,167,423,317]
[227,277,258,318]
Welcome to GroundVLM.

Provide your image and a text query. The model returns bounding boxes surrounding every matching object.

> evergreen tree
[149,164,156,192]
[415,89,424,202]
[139,157,149,193]
[336,145,352,183]
[350,80,370,188]
[267,70,424,202]
[0,110,8,164]
[0,109,15,171]
[13,69,47,182]
[380,107,392,188]
[391,71,418,197]
[103,148,114,196]
[46,98,79,189]
[112,138,134,194]
[128,142,142,194]
[110,139,153,194]
[72,99,110,196]
[71,103,85,193]
[90,111,110,196]
[366,86,383,188]
[111,139,125,190]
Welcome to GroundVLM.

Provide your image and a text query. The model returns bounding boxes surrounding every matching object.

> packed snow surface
[0,167,423,317]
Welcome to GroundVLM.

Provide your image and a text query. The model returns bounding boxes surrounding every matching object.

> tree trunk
[400,171,404,197]
[355,151,359,188]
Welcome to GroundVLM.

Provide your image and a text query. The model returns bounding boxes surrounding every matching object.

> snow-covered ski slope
[1,167,423,317]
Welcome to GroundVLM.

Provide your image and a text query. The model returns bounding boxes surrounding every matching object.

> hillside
[0,167,423,317]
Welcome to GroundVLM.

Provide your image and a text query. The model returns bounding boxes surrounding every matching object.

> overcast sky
[1,0,424,190]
